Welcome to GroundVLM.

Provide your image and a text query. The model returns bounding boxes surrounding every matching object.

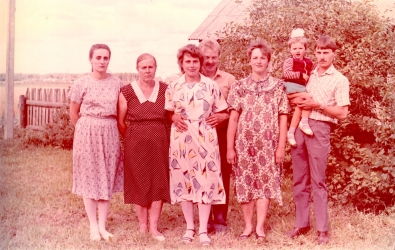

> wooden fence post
[32,88,36,126]
[38,88,42,127]
[26,88,31,126]
[49,88,53,123]
[19,95,27,128]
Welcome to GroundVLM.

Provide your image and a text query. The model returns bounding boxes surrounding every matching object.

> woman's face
[90,49,110,73]
[182,53,200,78]
[137,57,157,82]
[249,48,269,75]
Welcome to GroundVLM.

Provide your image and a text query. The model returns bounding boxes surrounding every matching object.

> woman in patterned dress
[68,44,124,241]
[227,39,289,241]
[165,44,228,246]
[117,53,170,241]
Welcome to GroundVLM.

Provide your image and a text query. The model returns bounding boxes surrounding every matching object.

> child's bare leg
[299,109,313,135]
[287,107,301,146]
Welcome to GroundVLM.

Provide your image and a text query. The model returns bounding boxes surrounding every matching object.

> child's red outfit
[283,56,314,146]
[283,57,314,94]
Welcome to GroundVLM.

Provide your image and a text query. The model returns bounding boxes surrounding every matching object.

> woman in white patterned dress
[68,44,123,241]
[165,44,228,246]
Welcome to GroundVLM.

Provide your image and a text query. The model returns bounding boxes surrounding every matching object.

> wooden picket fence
[19,88,70,129]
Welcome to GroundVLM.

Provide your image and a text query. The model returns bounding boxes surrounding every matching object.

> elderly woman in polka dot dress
[118,53,170,241]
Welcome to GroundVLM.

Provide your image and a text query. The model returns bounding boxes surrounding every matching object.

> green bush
[17,105,74,149]
[218,0,395,212]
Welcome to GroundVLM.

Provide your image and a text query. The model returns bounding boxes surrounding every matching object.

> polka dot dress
[121,82,171,206]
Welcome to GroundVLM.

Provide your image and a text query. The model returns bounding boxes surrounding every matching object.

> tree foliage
[218,0,395,212]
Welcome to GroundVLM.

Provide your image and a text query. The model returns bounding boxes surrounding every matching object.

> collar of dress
[131,80,160,103]
[242,75,278,93]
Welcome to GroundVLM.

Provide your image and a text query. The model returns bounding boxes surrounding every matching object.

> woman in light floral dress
[165,44,228,246]
[227,39,289,241]
[68,44,123,241]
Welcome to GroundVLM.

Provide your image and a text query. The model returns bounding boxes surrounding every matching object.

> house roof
[189,0,394,41]
[188,0,253,41]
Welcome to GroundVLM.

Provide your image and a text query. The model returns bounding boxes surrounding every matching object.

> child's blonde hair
[287,36,308,49]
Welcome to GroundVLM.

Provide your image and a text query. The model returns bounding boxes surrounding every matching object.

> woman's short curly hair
[247,38,272,62]
[177,44,204,73]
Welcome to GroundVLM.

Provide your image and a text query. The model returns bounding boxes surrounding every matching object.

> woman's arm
[117,93,127,137]
[167,111,188,132]
[226,109,240,165]
[275,114,287,164]
[69,102,81,127]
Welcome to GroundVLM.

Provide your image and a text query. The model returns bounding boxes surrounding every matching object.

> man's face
[202,48,219,73]
[315,48,335,70]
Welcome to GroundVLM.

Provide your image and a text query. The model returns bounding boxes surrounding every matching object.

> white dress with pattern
[165,74,228,204]
[68,74,124,200]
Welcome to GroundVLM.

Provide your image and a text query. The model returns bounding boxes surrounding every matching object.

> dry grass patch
[0,140,394,249]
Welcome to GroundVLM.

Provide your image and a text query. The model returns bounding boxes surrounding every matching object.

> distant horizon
[0,68,181,80]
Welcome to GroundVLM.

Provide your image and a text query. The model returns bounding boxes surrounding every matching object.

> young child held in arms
[283,28,314,146]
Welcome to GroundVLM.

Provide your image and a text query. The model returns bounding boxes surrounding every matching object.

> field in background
[0,140,394,249]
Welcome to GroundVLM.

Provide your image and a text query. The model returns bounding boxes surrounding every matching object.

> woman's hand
[275,147,285,164]
[172,113,188,132]
[227,148,237,165]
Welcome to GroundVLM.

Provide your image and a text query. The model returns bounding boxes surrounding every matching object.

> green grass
[0,140,394,249]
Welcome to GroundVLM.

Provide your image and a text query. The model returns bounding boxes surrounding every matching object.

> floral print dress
[227,75,289,204]
[68,74,124,200]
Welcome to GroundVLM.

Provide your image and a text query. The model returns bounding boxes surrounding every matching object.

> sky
[1,0,394,80]
[0,0,223,79]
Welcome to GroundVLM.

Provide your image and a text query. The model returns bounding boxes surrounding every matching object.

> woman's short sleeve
[227,80,242,112]
[277,82,290,115]
[164,83,175,111]
[67,79,84,104]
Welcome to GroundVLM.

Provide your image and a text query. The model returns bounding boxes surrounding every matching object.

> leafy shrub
[218,0,395,211]
[17,105,74,149]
